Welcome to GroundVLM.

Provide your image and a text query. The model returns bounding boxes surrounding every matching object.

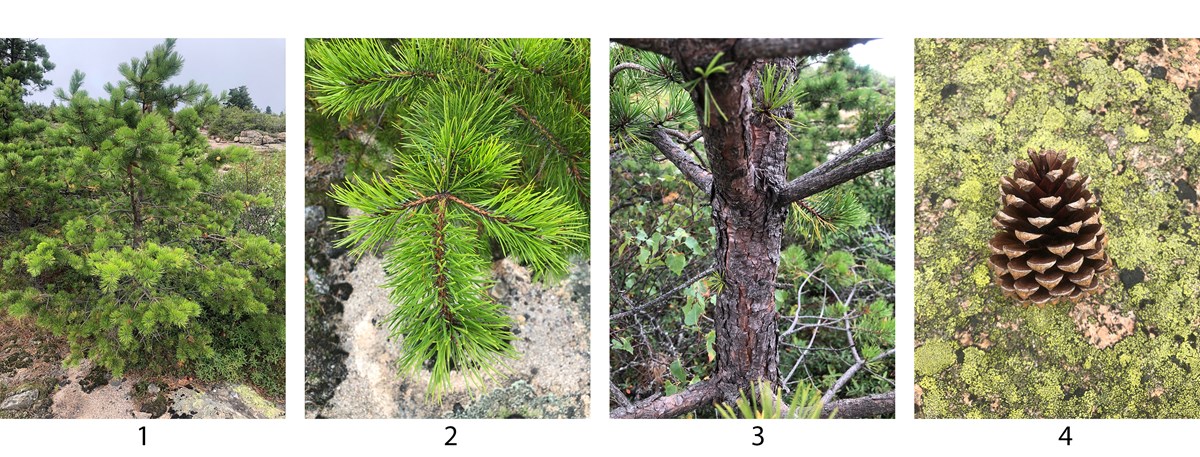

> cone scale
[988,150,1112,306]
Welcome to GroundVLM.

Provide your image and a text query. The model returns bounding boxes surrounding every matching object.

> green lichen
[230,384,283,419]
[915,39,1200,418]
[916,340,959,376]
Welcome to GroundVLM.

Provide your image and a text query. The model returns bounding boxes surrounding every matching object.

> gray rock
[307,267,329,295]
[169,384,281,419]
[147,384,160,394]
[1,389,38,410]
[305,205,326,234]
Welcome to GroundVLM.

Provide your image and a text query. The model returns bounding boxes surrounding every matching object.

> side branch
[809,118,894,178]
[612,264,716,320]
[445,193,512,223]
[611,379,720,419]
[778,138,894,205]
[610,62,651,84]
[731,39,873,61]
[647,128,712,194]
[512,103,585,185]
[820,348,896,407]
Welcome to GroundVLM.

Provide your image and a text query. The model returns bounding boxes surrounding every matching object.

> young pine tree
[0,40,285,394]
[306,38,589,396]
[609,39,895,418]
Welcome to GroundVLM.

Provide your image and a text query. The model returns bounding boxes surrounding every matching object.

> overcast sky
[846,39,898,79]
[26,38,285,113]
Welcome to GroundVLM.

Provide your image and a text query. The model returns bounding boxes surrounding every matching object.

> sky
[846,38,899,78]
[26,38,286,113]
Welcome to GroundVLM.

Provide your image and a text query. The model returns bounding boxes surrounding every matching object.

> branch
[612,39,678,57]
[822,391,895,418]
[611,379,721,419]
[820,348,896,407]
[647,128,712,194]
[610,381,634,410]
[810,116,895,177]
[615,38,872,62]
[731,38,873,61]
[610,62,651,84]
[778,145,894,204]
[612,264,716,320]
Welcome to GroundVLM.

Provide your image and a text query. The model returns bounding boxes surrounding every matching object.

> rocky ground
[0,317,282,419]
[207,129,285,153]
[304,152,591,419]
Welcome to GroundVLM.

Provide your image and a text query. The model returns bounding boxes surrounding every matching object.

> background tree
[225,85,257,111]
[306,38,589,395]
[609,39,895,418]
[0,38,55,92]
[0,38,54,143]
[0,39,286,396]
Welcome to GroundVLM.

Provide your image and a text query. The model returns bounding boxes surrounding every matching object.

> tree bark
[699,55,790,402]
[614,38,892,419]
[822,391,895,418]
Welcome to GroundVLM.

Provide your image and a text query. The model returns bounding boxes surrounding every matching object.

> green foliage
[306,38,590,215]
[312,39,589,397]
[224,85,256,111]
[681,52,732,125]
[0,38,55,92]
[714,380,829,419]
[0,39,284,397]
[915,38,1200,418]
[787,190,868,244]
[115,38,207,115]
[207,105,285,140]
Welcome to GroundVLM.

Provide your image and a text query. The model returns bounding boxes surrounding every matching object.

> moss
[915,39,1200,418]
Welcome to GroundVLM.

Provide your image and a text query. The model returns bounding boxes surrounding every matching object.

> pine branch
[611,379,721,419]
[731,39,873,61]
[610,62,651,84]
[329,80,587,395]
[615,38,872,62]
[778,116,895,204]
[646,128,712,194]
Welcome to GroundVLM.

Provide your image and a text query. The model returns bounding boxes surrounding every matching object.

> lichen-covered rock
[448,380,583,419]
[0,389,37,410]
[169,383,282,419]
[916,38,1200,418]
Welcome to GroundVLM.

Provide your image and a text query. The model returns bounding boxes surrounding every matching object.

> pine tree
[0,38,55,92]
[0,39,285,395]
[225,85,257,111]
[306,38,589,395]
[610,39,895,418]
[115,38,207,115]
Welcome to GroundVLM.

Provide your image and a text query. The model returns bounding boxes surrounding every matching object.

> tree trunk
[686,50,794,401]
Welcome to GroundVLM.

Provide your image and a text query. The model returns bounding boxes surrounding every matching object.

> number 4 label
[1058,426,1072,446]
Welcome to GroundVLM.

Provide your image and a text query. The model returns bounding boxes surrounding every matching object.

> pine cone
[987,150,1112,306]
